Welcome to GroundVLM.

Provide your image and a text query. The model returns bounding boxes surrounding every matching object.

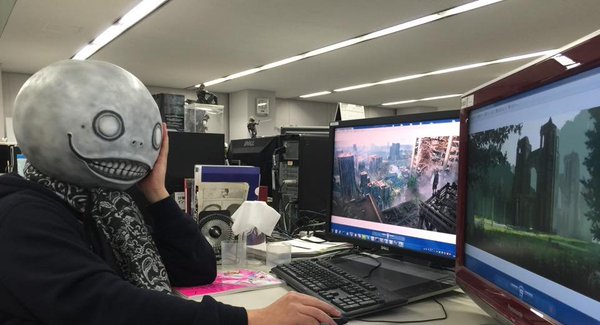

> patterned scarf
[24,162,172,293]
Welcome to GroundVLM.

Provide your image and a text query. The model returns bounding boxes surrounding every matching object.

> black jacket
[0,174,247,325]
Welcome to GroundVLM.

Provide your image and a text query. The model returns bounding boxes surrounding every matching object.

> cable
[357,253,382,279]
[356,298,447,323]
[291,221,326,237]
[297,209,327,218]
[268,229,293,241]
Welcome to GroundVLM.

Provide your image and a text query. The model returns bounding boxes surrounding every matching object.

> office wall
[276,99,336,128]
[1,72,29,120]
[276,98,395,129]
[229,89,277,140]
[1,72,29,140]
[366,106,396,118]
[395,106,455,115]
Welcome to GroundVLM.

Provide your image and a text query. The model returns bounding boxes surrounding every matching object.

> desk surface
[206,277,499,325]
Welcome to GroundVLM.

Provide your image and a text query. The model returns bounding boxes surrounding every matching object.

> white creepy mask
[13,60,163,190]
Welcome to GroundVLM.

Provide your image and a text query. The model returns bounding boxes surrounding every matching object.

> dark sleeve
[146,196,218,287]
[0,198,246,325]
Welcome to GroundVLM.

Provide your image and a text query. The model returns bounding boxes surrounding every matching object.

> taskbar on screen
[331,224,455,259]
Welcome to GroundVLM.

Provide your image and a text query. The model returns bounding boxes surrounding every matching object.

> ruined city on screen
[331,121,460,235]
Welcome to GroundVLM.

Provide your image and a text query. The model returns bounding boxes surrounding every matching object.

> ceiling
[2,0,600,111]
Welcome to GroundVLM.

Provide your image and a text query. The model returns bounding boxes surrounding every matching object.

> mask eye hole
[152,123,162,150]
[93,110,124,141]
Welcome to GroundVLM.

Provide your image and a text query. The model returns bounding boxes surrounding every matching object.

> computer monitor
[166,132,225,193]
[228,136,279,195]
[327,111,460,267]
[457,30,600,324]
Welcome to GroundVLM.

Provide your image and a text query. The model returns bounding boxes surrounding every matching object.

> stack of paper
[247,238,353,258]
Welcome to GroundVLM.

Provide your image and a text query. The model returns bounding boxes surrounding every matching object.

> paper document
[248,238,353,258]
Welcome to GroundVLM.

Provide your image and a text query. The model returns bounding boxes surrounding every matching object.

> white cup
[266,242,292,268]
[221,240,247,269]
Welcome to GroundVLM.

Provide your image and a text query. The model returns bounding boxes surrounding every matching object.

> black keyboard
[271,259,408,318]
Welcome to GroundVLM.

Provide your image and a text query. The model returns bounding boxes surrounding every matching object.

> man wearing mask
[0,60,339,325]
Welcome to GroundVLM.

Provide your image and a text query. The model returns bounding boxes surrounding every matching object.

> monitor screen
[328,111,460,264]
[459,31,600,324]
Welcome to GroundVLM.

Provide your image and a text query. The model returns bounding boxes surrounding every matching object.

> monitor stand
[328,253,456,302]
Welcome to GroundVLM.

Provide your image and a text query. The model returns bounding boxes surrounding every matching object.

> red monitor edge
[456,29,600,325]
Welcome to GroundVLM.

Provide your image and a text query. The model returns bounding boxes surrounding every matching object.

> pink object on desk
[174,269,283,298]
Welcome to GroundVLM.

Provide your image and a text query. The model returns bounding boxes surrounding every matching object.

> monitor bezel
[326,110,460,268]
[457,29,600,325]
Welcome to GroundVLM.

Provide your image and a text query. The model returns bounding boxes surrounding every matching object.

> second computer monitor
[228,136,279,195]
[327,111,460,265]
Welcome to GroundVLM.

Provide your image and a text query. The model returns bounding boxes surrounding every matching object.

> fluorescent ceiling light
[201,0,504,87]
[119,0,166,26]
[421,94,463,101]
[201,78,226,87]
[427,62,489,75]
[495,50,558,63]
[442,0,502,16]
[300,91,332,98]
[378,74,427,85]
[301,50,555,98]
[260,56,304,70]
[360,15,439,41]
[72,0,168,60]
[383,99,418,105]
[334,83,376,92]
[302,39,363,58]
[382,94,461,106]
[379,50,555,85]
[224,68,261,80]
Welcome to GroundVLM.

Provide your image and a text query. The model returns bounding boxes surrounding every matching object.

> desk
[205,270,499,325]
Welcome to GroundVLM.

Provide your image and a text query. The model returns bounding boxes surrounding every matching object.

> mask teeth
[89,159,148,180]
